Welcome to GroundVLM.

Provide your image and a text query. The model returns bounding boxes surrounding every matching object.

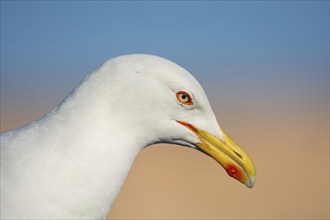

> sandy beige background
[1,85,329,219]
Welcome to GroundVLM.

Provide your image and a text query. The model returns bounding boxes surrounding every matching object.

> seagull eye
[176,91,193,106]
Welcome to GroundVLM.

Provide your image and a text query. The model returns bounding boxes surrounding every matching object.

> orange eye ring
[176,91,193,106]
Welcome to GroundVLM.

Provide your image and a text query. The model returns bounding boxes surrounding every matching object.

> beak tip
[246,176,256,188]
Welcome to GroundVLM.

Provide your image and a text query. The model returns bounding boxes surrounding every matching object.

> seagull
[0,54,256,219]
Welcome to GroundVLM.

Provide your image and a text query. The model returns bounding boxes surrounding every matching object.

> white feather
[1,54,222,219]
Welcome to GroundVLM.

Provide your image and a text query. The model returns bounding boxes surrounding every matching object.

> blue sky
[1,1,329,119]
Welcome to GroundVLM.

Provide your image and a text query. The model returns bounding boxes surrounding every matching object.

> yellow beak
[177,121,256,188]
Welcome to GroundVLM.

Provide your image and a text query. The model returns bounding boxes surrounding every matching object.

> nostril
[234,150,242,159]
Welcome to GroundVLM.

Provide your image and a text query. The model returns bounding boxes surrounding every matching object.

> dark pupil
[181,94,187,100]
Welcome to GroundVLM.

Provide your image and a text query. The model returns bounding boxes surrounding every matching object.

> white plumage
[0,55,218,219]
[1,54,255,219]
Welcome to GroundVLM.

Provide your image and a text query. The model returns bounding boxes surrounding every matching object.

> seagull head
[100,54,256,188]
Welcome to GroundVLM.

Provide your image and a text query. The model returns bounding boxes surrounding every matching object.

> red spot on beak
[226,164,242,180]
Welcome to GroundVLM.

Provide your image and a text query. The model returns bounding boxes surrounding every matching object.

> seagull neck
[28,88,149,218]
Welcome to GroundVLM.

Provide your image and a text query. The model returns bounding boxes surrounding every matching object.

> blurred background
[1,1,329,219]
